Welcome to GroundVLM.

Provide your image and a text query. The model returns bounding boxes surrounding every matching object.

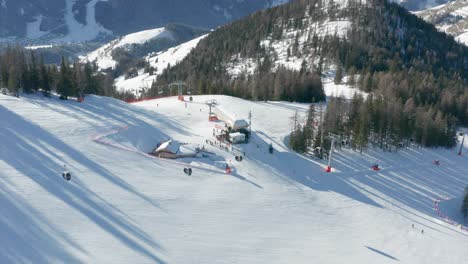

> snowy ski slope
[0,93,467,263]
[114,35,208,95]
[80,27,171,70]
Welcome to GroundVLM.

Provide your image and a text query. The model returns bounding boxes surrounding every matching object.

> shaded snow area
[1,93,468,263]
[438,197,466,226]
[80,27,172,70]
[26,15,47,39]
[60,0,111,42]
[27,0,112,43]
[114,35,208,95]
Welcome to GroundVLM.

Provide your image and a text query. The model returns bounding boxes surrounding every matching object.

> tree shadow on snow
[0,183,84,263]
[365,246,399,261]
[244,133,383,208]
[29,95,194,138]
[244,132,468,236]
[0,105,166,263]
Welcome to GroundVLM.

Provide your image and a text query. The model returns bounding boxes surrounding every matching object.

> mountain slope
[80,24,208,71]
[114,34,209,96]
[152,0,468,125]
[80,27,171,70]
[415,0,468,45]
[0,93,467,263]
[0,0,289,43]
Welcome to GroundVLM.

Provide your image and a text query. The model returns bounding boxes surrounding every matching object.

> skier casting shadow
[62,165,71,181]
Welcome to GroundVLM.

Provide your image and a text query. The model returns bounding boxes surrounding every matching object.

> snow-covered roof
[212,106,249,130]
[155,140,180,154]
[154,140,198,155]
[228,119,249,130]
[178,144,198,155]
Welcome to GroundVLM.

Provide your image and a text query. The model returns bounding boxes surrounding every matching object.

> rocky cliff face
[0,0,286,43]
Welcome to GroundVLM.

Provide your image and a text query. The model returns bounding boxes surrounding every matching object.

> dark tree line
[290,104,319,153]
[290,93,457,158]
[325,94,456,148]
[164,67,325,102]
[0,46,116,99]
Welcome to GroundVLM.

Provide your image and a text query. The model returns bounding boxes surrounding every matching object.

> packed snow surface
[0,93,467,263]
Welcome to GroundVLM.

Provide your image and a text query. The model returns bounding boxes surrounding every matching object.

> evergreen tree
[305,104,316,146]
[462,187,468,222]
[84,62,98,95]
[8,67,19,96]
[334,66,343,84]
[57,57,74,99]
[356,102,371,153]
[21,67,32,94]
[29,51,40,91]
[39,55,51,96]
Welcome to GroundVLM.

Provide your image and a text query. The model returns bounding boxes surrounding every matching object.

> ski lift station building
[212,107,249,131]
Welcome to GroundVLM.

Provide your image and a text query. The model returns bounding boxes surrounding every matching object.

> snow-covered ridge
[80,27,172,70]
[415,0,468,45]
[1,0,294,44]
[146,34,208,75]
[269,0,290,7]
[115,34,208,95]
[25,0,111,43]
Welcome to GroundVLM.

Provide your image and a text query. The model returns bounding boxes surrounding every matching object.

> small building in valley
[152,140,199,159]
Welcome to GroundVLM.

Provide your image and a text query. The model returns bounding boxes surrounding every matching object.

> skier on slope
[62,165,71,181]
